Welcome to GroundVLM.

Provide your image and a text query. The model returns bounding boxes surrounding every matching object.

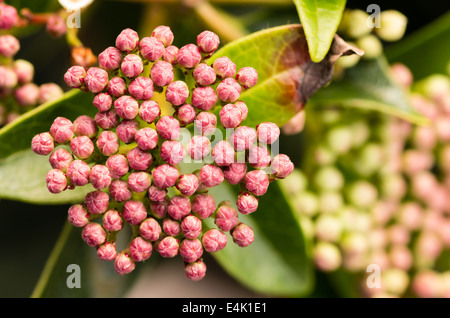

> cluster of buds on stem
[284,64,450,298]
[0,2,64,126]
[32,26,294,280]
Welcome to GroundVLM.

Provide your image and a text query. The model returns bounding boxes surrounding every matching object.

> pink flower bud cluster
[0,27,63,126]
[32,26,294,281]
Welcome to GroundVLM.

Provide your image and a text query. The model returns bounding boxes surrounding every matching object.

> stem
[66,27,83,48]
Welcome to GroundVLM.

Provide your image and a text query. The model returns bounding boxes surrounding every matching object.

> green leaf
[385,11,450,80]
[309,56,428,125]
[0,89,95,159]
[209,24,361,127]
[0,148,93,204]
[31,222,140,298]
[293,0,346,62]
[205,181,313,297]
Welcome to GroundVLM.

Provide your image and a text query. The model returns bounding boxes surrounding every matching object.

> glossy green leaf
[32,222,141,298]
[205,181,313,297]
[309,56,428,125]
[0,148,93,204]
[209,24,361,127]
[386,11,450,80]
[293,0,346,63]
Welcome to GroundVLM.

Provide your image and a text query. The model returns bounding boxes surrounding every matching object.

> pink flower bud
[174,103,196,126]
[114,252,135,275]
[193,63,216,87]
[46,169,68,193]
[13,59,34,84]
[0,65,17,88]
[135,127,158,150]
[123,200,148,225]
[223,162,247,185]
[390,63,413,88]
[271,154,294,179]
[181,215,202,239]
[129,236,153,262]
[199,164,224,188]
[213,56,236,78]
[140,217,162,241]
[231,126,256,151]
[114,95,139,120]
[152,164,180,189]
[128,76,154,100]
[184,259,207,281]
[217,77,241,103]
[50,117,74,144]
[163,217,181,236]
[166,81,189,106]
[156,115,180,140]
[186,135,211,160]
[115,28,139,53]
[139,100,160,124]
[98,46,123,71]
[150,61,174,87]
[212,140,235,166]
[160,140,186,166]
[236,192,258,215]
[389,244,413,271]
[148,185,167,202]
[192,86,217,111]
[49,148,73,172]
[194,112,217,136]
[107,76,127,97]
[14,83,39,106]
[31,132,54,155]
[197,30,220,54]
[102,209,123,232]
[157,236,179,258]
[412,270,442,298]
[180,238,203,263]
[66,160,90,186]
[46,14,67,38]
[127,171,151,193]
[150,199,168,219]
[245,169,269,196]
[95,110,120,130]
[106,154,129,179]
[89,164,111,190]
[231,223,254,247]
[121,54,144,78]
[163,45,178,65]
[116,119,139,144]
[192,194,216,219]
[219,103,243,128]
[177,44,201,69]
[0,34,19,58]
[38,83,63,104]
[176,174,199,196]
[0,3,18,30]
[82,222,107,247]
[236,67,258,89]
[256,122,280,145]
[96,131,119,156]
[73,115,97,138]
[108,179,131,202]
[248,145,271,169]
[139,36,165,61]
[85,67,109,94]
[202,229,227,252]
[85,190,109,214]
[168,195,191,220]
[127,147,152,171]
[151,25,174,47]
[64,66,86,89]
[215,203,239,231]
[70,136,95,159]
[97,242,117,261]
[68,204,89,227]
